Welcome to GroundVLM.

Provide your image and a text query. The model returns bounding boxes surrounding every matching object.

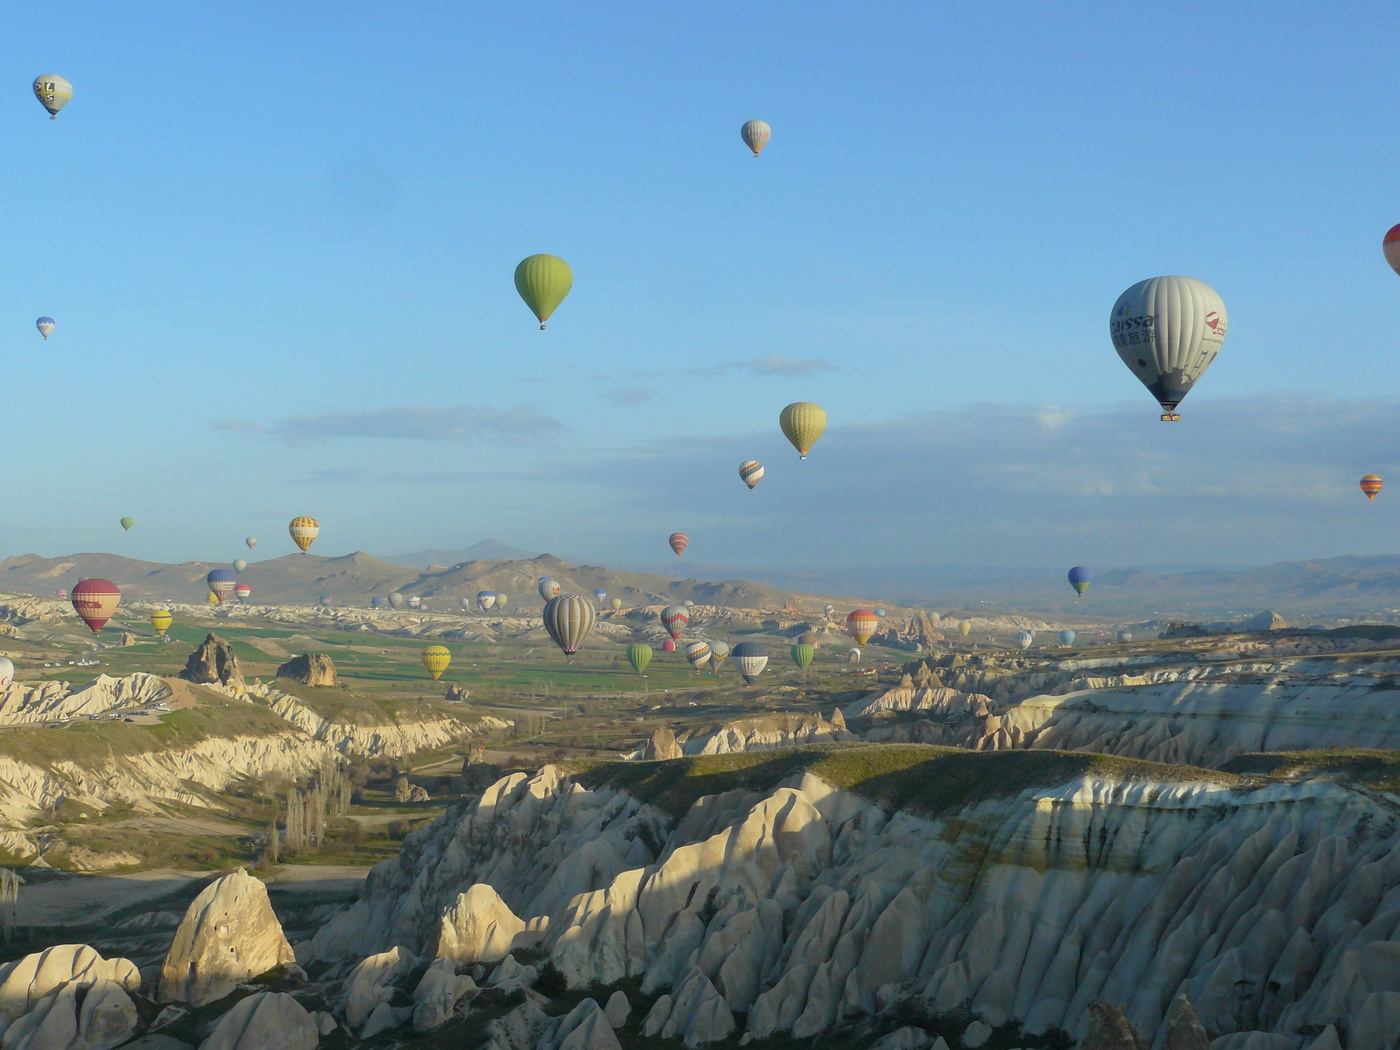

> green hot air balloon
[779,402,827,459]
[119,517,134,532]
[514,254,572,330]
[627,643,653,676]
[791,643,815,672]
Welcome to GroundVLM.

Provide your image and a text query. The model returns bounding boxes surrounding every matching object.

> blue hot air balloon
[1059,629,1076,646]
[35,317,55,340]
[1067,566,1092,597]
[206,568,237,602]
[593,588,607,604]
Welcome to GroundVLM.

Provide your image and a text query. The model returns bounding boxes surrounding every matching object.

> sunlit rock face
[303,757,1400,1045]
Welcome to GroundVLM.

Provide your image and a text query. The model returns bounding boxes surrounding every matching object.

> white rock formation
[0,673,170,727]
[0,946,138,1041]
[553,997,621,1050]
[302,759,1400,1046]
[432,883,546,963]
[843,680,996,720]
[158,870,296,1006]
[603,989,629,1029]
[681,713,857,755]
[343,946,415,1028]
[196,992,317,1050]
[411,958,475,1031]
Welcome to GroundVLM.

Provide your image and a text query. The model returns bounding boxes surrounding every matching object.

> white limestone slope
[0,674,170,727]
[304,756,1400,1047]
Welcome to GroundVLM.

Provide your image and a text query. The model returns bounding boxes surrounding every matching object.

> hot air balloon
[150,609,172,636]
[1060,630,1076,646]
[233,559,247,572]
[1116,629,1133,643]
[732,642,769,684]
[388,592,405,609]
[593,588,607,604]
[35,317,54,340]
[495,594,509,610]
[371,596,386,608]
[669,533,689,557]
[0,657,14,690]
[683,599,695,608]
[289,516,319,552]
[1110,276,1227,421]
[684,641,711,672]
[1067,566,1092,597]
[245,537,258,549]
[538,578,561,601]
[661,639,676,653]
[206,569,236,602]
[543,594,596,660]
[660,605,689,640]
[823,603,834,618]
[205,591,218,604]
[628,643,653,675]
[875,607,887,618]
[422,645,451,680]
[1014,631,1034,650]
[120,517,133,532]
[741,119,771,157]
[1385,225,1400,276]
[71,579,119,634]
[235,583,251,601]
[739,460,764,491]
[958,620,972,637]
[846,609,878,647]
[1361,475,1383,501]
[710,640,730,671]
[610,598,622,610]
[57,589,67,601]
[514,254,572,329]
[798,631,818,647]
[320,595,334,607]
[779,402,827,459]
[791,643,814,671]
[33,75,71,119]
[477,590,497,611]
[848,647,861,664]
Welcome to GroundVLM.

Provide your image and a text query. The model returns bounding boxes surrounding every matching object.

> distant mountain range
[384,539,539,569]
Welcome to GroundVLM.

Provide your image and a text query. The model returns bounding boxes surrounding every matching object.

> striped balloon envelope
[206,569,236,602]
[738,460,764,491]
[709,640,730,669]
[731,642,769,684]
[1014,631,1034,650]
[846,609,879,647]
[683,641,711,672]
[235,583,251,601]
[71,579,120,634]
[660,605,689,640]
[477,590,497,611]
[1385,226,1400,276]
[669,532,689,557]
[149,609,172,635]
[627,644,653,675]
[1361,475,1383,501]
[741,119,771,157]
[288,516,319,552]
[543,594,596,659]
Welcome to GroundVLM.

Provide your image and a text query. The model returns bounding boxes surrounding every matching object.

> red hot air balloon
[669,532,689,557]
[662,639,676,653]
[1385,225,1400,276]
[71,579,120,634]
[1361,475,1383,501]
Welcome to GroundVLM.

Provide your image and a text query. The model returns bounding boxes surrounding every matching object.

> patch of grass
[561,744,1241,821]
[1222,748,1400,793]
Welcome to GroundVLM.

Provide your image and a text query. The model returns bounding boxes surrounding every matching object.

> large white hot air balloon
[1110,276,1227,421]
[543,594,596,660]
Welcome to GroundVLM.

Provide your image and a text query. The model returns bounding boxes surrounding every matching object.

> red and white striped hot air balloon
[72,579,120,634]
[668,532,689,557]
[1385,226,1400,276]
[660,605,689,640]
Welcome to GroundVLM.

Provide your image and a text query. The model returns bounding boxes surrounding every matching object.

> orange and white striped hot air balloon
[669,532,689,557]
[1361,475,1383,501]
[846,609,879,647]
[289,516,319,553]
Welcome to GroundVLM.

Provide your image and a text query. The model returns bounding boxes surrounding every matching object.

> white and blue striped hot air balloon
[35,317,55,340]
[593,588,607,604]
[476,590,496,612]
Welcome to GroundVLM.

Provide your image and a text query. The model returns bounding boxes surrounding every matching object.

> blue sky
[6,3,1400,574]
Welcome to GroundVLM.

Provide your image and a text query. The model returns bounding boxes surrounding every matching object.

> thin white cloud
[216,405,564,445]
[602,387,656,405]
[690,354,837,378]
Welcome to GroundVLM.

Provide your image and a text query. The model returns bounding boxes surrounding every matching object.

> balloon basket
[1159,413,1180,422]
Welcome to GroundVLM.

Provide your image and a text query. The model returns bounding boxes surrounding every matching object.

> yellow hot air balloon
[149,609,172,636]
[205,591,219,604]
[514,254,572,330]
[958,620,972,637]
[289,516,319,553]
[779,402,826,459]
[422,645,452,680]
